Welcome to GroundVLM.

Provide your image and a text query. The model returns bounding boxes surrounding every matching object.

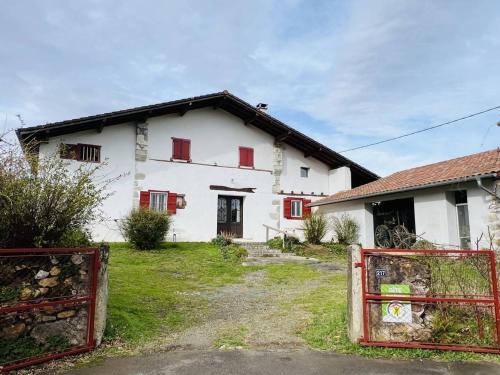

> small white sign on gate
[381,284,412,323]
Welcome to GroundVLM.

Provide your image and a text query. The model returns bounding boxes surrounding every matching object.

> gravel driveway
[157,258,344,351]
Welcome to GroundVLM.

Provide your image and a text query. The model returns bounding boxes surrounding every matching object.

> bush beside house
[120,209,171,250]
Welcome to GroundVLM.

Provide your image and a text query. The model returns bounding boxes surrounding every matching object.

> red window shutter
[247,148,254,167]
[182,140,191,161]
[167,192,177,214]
[172,139,182,159]
[303,199,312,218]
[283,198,292,219]
[239,148,245,166]
[239,147,254,167]
[139,191,150,209]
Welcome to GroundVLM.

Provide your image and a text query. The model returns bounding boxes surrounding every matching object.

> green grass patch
[264,263,322,285]
[214,325,248,348]
[105,242,255,345]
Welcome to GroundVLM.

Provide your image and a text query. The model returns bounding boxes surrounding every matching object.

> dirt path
[157,259,344,351]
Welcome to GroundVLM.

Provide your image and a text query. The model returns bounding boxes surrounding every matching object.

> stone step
[236,242,282,257]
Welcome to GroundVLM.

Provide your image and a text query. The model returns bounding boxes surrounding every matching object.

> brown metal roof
[16,90,378,183]
[311,148,500,206]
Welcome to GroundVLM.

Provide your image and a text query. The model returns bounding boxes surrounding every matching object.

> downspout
[476,176,500,199]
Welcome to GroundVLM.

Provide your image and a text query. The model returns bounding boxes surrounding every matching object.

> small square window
[300,167,309,178]
[150,192,168,212]
[291,200,303,218]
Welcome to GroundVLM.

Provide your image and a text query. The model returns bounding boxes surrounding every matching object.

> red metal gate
[359,248,500,353]
[0,248,100,372]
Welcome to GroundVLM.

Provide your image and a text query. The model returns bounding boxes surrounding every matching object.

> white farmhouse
[16,91,377,242]
[311,149,500,250]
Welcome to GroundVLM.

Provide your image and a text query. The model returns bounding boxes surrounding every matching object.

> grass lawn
[105,242,256,345]
[102,242,500,364]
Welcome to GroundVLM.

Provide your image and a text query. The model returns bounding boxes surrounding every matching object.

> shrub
[284,235,302,253]
[266,236,283,250]
[0,141,114,248]
[56,228,92,248]
[302,211,328,244]
[120,209,171,250]
[332,213,359,245]
[219,244,248,262]
[327,242,348,255]
[411,239,436,250]
[211,232,233,248]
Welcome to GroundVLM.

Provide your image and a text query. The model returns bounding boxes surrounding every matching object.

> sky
[1,0,499,176]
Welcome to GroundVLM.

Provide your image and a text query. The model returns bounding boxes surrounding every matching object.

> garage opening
[372,198,416,248]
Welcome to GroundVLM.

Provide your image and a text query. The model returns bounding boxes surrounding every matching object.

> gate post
[94,244,110,347]
[347,244,363,343]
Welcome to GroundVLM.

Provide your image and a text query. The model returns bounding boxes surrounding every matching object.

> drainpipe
[476,177,500,199]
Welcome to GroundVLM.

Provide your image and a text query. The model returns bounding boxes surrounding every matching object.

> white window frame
[291,199,303,218]
[150,192,168,212]
[453,190,471,249]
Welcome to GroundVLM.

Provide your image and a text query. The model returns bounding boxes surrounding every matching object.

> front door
[217,196,243,238]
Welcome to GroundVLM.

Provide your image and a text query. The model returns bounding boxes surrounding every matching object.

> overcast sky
[1,0,499,176]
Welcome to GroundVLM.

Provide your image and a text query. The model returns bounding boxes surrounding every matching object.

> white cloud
[1,0,499,174]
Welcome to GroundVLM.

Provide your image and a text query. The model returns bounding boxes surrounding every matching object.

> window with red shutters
[239,147,254,167]
[139,190,179,215]
[284,197,311,219]
[172,138,191,161]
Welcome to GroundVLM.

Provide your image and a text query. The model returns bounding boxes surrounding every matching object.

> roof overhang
[309,172,498,207]
[16,91,379,182]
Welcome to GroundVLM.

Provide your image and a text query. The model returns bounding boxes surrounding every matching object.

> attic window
[60,143,101,163]
[300,167,309,178]
[80,144,101,162]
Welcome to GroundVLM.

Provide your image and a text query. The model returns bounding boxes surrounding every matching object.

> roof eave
[15,91,379,181]
[309,172,498,207]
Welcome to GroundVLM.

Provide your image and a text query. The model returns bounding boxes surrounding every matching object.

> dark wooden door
[217,196,243,238]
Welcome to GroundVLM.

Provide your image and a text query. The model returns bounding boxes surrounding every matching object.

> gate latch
[354,262,363,268]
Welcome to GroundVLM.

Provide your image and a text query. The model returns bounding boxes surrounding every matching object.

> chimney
[256,103,268,112]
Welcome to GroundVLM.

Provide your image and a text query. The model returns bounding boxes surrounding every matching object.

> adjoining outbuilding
[311,149,500,250]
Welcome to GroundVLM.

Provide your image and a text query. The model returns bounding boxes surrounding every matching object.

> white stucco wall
[317,180,493,249]
[280,144,330,196]
[38,124,137,241]
[317,200,374,247]
[38,107,343,242]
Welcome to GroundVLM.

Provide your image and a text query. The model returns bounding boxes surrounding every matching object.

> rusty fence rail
[359,248,500,353]
[0,248,100,372]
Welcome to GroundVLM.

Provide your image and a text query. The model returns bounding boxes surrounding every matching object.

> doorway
[217,195,243,238]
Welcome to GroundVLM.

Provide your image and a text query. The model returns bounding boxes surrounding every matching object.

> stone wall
[0,246,109,366]
[347,247,432,343]
[486,180,500,250]
[365,255,432,342]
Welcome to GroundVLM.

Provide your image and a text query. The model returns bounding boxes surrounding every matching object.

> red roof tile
[312,148,500,205]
